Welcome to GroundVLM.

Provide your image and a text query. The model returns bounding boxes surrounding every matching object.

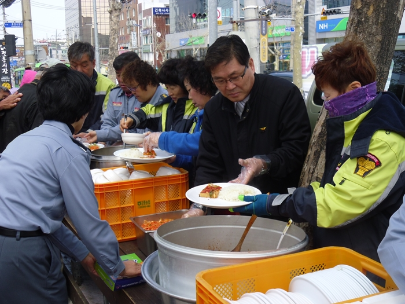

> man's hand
[80,253,98,277]
[230,158,265,185]
[0,92,23,111]
[181,208,204,218]
[120,116,134,132]
[143,132,162,152]
[83,131,98,143]
[119,260,142,278]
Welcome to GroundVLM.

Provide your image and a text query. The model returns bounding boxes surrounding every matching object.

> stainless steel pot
[142,251,195,304]
[155,215,308,299]
[90,145,135,169]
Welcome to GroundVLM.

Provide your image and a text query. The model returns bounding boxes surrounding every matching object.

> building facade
[65,0,110,63]
[166,0,248,59]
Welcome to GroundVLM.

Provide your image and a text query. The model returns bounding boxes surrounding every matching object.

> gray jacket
[96,86,164,143]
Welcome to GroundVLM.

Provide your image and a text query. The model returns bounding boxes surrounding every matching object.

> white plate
[338,265,379,295]
[113,148,174,164]
[289,275,332,304]
[185,183,261,209]
[84,143,105,149]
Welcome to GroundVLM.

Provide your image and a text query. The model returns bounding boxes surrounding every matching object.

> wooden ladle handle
[231,214,258,252]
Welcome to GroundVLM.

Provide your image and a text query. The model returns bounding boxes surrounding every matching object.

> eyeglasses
[212,66,248,87]
[127,83,140,92]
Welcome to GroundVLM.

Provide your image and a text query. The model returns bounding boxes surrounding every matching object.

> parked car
[267,71,293,82]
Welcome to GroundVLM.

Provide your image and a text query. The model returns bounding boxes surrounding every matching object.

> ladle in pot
[231,214,257,252]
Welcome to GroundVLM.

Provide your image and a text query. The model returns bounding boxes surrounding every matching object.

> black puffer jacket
[0,80,43,153]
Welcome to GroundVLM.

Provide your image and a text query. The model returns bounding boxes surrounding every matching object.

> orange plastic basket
[94,162,189,242]
[196,247,397,304]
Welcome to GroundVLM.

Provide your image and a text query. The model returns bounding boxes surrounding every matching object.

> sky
[3,0,65,44]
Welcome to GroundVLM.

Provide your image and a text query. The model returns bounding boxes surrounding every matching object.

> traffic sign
[285,26,295,32]
[5,22,23,28]
[217,7,222,25]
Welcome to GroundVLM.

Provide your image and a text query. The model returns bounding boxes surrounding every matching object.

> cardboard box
[95,253,145,291]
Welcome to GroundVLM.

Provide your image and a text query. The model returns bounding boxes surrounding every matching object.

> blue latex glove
[230,194,278,216]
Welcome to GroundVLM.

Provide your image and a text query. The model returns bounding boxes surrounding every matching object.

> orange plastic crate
[94,162,189,242]
[196,247,398,304]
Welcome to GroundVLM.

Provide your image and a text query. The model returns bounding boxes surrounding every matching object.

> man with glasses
[189,35,311,216]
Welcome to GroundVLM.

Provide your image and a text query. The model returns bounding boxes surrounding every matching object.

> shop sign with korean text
[260,19,268,63]
[0,41,11,89]
[153,7,169,15]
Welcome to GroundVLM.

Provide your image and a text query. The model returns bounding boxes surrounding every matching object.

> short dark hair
[312,37,376,93]
[182,56,217,97]
[37,64,95,124]
[157,58,187,93]
[68,41,95,62]
[113,51,140,71]
[205,35,250,72]
[121,59,159,90]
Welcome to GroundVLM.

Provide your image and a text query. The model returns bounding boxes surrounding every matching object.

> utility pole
[232,0,239,31]
[21,0,35,67]
[92,0,100,72]
[2,6,6,38]
[208,0,217,46]
[244,0,260,72]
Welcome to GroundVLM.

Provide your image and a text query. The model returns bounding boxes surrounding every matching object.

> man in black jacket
[186,35,311,217]
[0,75,43,153]
[0,60,63,153]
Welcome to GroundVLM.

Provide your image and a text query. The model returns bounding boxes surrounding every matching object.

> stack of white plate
[223,264,380,304]
[224,290,313,304]
[289,264,379,304]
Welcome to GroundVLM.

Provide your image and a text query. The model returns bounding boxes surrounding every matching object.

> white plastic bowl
[103,169,123,182]
[129,170,154,180]
[90,169,104,176]
[121,133,146,145]
[113,168,130,179]
[94,174,110,184]
[155,166,181,176]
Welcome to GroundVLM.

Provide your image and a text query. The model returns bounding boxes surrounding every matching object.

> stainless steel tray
[130,209,189,256]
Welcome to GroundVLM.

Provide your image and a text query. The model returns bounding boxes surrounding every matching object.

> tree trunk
[346,0,405,92]
[297,0,405,249]
[292,0,305,93]
[107,0,122,82]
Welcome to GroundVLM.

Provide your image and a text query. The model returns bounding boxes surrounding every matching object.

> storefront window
[322,0,351,8]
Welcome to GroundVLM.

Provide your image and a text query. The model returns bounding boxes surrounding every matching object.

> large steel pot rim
[155,230,308,259]
[154,216,308,259]
[90,145,135,169]
[142,251,195,303]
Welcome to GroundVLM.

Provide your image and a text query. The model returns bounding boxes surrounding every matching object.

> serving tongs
[123,114,128,149]
[126,161,135,175]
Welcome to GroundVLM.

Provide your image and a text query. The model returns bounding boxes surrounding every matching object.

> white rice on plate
[120,148,143,158]
[217,185,256,202]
